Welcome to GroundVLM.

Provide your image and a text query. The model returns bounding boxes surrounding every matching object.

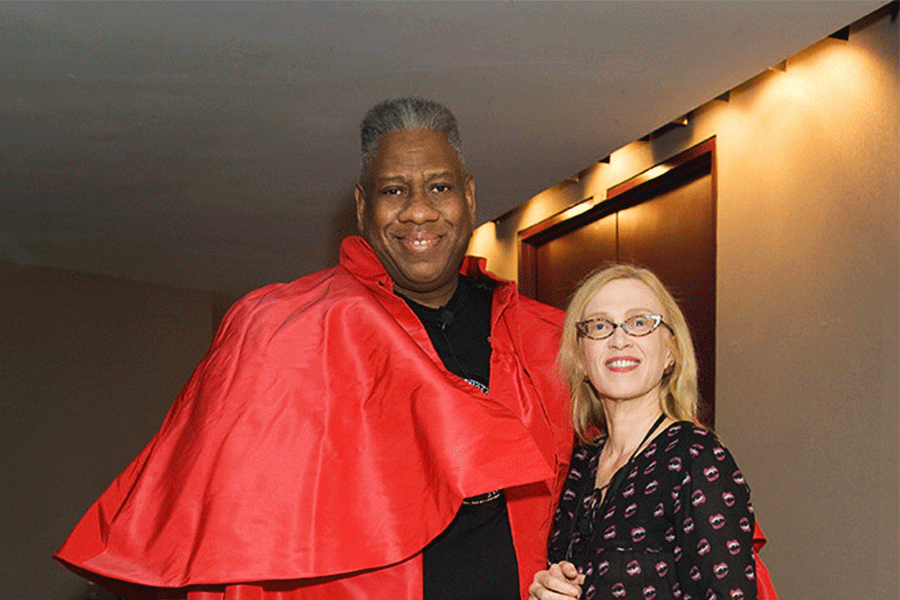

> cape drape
[56,237,572,599]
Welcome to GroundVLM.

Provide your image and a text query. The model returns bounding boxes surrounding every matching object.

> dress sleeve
[675,434,758,600]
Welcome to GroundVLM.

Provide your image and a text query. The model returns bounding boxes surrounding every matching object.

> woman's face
[580,278,674,408]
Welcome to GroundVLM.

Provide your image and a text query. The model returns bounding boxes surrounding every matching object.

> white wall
[471,7,899,599]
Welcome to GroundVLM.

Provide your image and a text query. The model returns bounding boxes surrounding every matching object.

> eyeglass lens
[580,315,661,339]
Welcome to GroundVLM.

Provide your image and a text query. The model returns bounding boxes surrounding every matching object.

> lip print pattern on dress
[547,422,757,600]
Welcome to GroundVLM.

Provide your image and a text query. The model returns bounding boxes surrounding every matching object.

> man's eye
[381,187,404,196]
[431,184,451,193]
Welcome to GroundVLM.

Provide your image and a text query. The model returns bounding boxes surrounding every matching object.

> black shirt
[399,275,520,600]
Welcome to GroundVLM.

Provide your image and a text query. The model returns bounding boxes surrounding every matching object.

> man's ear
[354,183,367,233]
[464,174,476,220]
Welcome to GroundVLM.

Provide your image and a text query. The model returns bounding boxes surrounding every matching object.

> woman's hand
[528,561,584,599]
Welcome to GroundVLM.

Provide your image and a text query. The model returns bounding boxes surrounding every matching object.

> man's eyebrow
[375,171,454,184]
[424,171,456,183]
[374,175,406,183]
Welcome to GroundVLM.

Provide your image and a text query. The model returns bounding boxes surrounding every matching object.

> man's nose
[398,188,440,223]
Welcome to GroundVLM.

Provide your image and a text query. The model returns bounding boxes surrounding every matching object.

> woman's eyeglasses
[576,314,673,340]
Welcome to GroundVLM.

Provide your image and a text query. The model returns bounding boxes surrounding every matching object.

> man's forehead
[375,129,454,154]
[366,129,465,177]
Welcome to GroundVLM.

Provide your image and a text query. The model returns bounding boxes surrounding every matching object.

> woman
[530,265,757,600]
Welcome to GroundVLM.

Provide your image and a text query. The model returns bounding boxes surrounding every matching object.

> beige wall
[0,263,219,599]
[471,8,899,600]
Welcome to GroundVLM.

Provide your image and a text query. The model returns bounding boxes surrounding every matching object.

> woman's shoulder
[654,421,733,460]
[661,420,713,440]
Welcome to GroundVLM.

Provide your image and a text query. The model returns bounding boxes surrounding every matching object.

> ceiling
[1,1,886,297]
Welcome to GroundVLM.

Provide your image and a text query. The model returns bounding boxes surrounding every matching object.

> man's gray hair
[360,98,464,173]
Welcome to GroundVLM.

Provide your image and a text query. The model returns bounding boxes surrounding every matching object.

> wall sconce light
[828,25,851,41]
[638,114,691,143]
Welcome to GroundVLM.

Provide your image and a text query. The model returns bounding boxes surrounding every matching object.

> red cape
[56,237,572,599]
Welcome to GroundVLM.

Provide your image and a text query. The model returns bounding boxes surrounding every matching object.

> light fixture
[828,26,850,41]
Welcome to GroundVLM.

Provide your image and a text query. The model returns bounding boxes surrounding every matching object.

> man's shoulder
[236,264,340,305]
[515,291,564,318]
[509,288,565,329]
[219,263,368,333]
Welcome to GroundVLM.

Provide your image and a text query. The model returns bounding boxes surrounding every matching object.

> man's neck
[394,276,460,309]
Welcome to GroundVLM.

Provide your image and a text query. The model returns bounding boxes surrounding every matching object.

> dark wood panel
[534,214,617,309]
[617,174,716,426]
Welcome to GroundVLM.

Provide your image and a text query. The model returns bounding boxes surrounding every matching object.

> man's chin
[392,271,458,301]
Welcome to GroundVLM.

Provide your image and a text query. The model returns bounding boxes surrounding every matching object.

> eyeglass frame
[575,313,674,341]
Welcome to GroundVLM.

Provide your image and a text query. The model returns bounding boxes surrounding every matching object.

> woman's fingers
[528,563,582,599]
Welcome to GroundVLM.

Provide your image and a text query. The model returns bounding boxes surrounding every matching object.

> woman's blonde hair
[557,264,699,442]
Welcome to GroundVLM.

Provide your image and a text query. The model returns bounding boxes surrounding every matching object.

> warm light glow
[482,14,895,288]
[558,198,600,221]
[468,220,498,259]
[717,39,883,148]
[643,165,671,180]
[774,43,871,114]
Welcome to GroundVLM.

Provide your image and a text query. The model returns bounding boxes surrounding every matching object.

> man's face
[355,129,475,308]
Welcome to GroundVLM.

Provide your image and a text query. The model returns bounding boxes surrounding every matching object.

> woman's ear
[663,344,676,376]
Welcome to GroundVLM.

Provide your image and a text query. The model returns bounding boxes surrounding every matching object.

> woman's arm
[677,433,758,600]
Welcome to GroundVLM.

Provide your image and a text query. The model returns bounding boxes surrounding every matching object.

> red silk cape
[56,237,572,599]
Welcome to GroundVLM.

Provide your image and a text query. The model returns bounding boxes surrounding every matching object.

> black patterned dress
[548,422,758,600]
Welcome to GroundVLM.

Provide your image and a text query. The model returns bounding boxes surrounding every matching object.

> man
[56,98,572,599]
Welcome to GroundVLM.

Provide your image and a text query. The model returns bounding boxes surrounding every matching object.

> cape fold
[56,237,572,598]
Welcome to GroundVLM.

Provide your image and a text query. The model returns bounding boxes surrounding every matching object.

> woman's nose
[608,324,632,348]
